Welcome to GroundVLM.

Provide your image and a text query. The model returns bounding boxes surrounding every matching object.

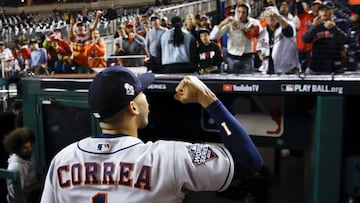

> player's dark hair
[3,127,35,154]
[171,16,184,47]
[98,107,126,125]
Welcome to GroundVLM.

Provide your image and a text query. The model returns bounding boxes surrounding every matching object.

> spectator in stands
[3,127,42,203]
[51,32,72,56]
[85,30,107,68]
[196,28,223,74]
[114,25,127,52]
[0,41,13,63]
[294,0,321,72]
[309,0,322,16]
[145,14,167,72]
[17,31,28,47]
[0,41,14,76]
[137,21,150,38]
[199,15,212,30]
[139,14,150,32]
[279,1,295,22]
[134,14,142,33]
[194,14,202,31]
[52,26,63,39]
[266,0,280,7]
[256,6,300,74]
[111,25,127,66]
[69,10,102,73]
[13,40,31,72]
[114,24,127,42]
[53,50,74,74]
[122,22,146,67]
[160,16,170,29]
[43,33,72,74]
[183,14,198,40]
[29,38,48,75]
[210,2,260,73]
[193,15,213,45]
[159,16,197,73]
[302,1,350,74]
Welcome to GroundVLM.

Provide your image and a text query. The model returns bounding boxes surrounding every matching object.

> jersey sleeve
[205,100,263,177]
[172,141,234,193]
[40,158,56,203]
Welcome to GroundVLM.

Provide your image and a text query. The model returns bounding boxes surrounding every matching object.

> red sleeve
[23,48,32,60]
[58,39,72,56]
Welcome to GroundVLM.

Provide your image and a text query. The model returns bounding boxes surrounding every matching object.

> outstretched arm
[174,76,263,177]
[69,16,77,42]
[89,10,103,32]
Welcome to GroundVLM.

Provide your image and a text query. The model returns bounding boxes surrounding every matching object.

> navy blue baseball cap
[88,66,155,119]
[319,1,335,9]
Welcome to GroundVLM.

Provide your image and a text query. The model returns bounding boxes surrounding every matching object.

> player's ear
[128,102,139,114]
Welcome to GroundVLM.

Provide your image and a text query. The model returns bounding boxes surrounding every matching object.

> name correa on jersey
[187,144,218,166]
[56,162,152,191]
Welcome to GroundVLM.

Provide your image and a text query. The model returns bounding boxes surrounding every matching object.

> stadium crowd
[0,0,359,76]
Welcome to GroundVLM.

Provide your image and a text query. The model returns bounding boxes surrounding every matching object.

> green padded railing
[0,168,23,203]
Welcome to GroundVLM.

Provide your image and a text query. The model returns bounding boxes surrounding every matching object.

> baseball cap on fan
[319,1,335,9]
[88,66,155,120]
[150,14,160,21]
[312,0,322,5]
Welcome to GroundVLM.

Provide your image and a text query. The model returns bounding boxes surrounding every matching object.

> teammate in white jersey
[40,66,263,203]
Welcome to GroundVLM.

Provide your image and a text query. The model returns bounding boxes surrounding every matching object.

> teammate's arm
[174,76,263,178]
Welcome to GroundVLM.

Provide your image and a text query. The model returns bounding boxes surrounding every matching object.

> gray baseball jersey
[40,135,234,203]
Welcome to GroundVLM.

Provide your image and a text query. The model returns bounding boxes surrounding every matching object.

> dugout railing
[0,168,23,203]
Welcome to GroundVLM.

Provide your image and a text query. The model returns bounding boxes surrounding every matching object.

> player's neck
[101,129,138,137]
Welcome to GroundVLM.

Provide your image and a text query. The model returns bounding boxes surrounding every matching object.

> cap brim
[319,5,332,9]
[138,72,155,91]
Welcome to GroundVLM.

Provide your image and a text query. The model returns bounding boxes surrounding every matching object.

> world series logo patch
[187,144,218,166]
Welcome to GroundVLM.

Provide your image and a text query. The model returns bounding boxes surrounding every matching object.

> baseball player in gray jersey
[40,66,263,203]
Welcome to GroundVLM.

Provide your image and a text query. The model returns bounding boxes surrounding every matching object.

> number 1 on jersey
[92,192,107,203]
